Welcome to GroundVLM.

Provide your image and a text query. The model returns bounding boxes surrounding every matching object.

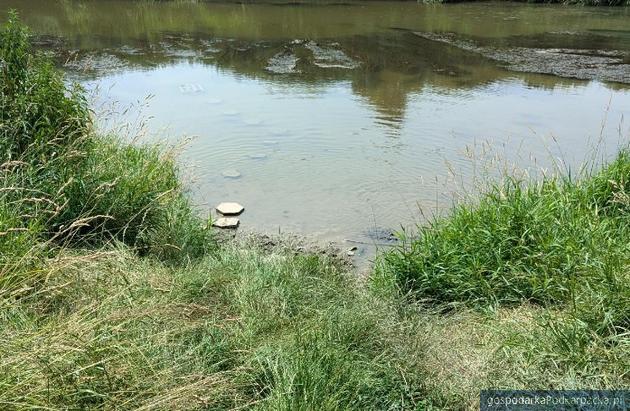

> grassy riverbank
[0,14,422,409]
[375,153,630,398]
[1,13,628,410]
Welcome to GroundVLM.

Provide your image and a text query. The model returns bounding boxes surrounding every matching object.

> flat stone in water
[222,169,241,179]
[249,153,268,160]
[216,202,244,216]
[213,217,240,229]
[304,41,359,70]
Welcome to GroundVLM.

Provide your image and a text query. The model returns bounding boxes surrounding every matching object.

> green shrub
[0,13,211,263]
[0,11,90,162]
[47,138,212,261]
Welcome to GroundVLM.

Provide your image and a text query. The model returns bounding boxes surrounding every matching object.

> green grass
[378,152,630,311]
[379,153,630,308]
[0,244,427,409]
[0,11,212,267]
[376,149,630,400]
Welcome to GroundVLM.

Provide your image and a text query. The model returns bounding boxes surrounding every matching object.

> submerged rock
[178,83,205,94]
[213,217,240,229]
[216,202,244,216]
[221,169,241,179]
[413,31,630,84]
[364,227,398,243]
[304,41,359,70]
[63,52,129,75]
[266,50,300,74]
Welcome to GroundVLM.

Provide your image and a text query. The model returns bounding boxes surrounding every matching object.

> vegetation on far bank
[434,0,629,5]
[173,0,629,6]
[1,13,628,410]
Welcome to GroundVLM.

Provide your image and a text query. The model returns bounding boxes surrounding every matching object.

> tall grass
[379,151,630,307]
[0,11,212,270]
[0,243,427,409]
[377,147,630,393]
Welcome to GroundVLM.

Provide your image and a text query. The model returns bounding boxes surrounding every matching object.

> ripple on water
[243,118,264,126]
[222,110,240,116]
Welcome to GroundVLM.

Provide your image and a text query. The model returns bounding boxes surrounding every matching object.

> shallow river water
[3,0,630,255]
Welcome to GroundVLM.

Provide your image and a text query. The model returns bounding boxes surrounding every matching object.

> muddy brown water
[3,1,630,260]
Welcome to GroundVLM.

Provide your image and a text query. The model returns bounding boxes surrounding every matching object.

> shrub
[0,11,90,162]
[0,13,211,263]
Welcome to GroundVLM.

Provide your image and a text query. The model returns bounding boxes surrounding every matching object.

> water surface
[3,0,629,255]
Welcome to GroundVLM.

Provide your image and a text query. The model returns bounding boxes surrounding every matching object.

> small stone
[249,153,268,160]
[216,202,244,216]
[213,217,240,229]
[221,169,241,179]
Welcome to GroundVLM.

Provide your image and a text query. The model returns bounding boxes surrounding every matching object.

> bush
[47,137,212,261]
[0,11,90,162]
[0,13,211,264]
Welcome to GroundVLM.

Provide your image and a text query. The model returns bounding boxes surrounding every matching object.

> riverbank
[1,14,628,409]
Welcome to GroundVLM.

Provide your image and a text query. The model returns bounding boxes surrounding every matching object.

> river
[3,0,629,257]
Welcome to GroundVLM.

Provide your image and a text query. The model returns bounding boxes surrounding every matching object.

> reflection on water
[2,0,629,255]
